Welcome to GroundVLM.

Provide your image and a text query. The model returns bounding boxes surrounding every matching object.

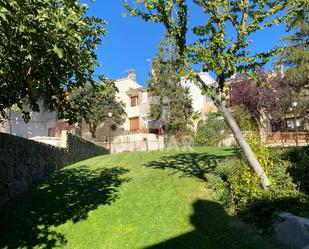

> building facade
[1,69,217,140]
[181,71,217,115]
[117,70,217,133]
[0,103,57,138]
[0,103,75,140]
[114,70,158,133]
[81,69,217,139]
[80,69,159,140]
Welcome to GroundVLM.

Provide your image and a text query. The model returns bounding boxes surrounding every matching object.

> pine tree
[149,35,193,135]
[282,5,309,90]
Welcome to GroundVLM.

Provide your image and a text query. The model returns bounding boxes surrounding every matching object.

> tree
[281,3,309,119]
[62,80,126,139]
[229,70,291,128]
[124,0,298,189]
[149,35,193,135]
[232,105,259,132]
[281,4,309,91]
[0,0,106,121]
[195,112,229,146]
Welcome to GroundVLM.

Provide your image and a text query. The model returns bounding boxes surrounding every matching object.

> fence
[266,131,309,146]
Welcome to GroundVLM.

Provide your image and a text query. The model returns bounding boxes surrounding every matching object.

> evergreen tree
[149,35,193,135]
[281,5,309,91]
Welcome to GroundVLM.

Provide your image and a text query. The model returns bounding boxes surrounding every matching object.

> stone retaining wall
[66,133,108,163]
[0,132,108,206]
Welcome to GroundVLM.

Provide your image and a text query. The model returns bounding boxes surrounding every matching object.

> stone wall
[66,133,108,163]
[0,132,108,206]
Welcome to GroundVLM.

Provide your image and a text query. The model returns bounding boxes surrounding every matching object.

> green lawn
[0,147,284,249]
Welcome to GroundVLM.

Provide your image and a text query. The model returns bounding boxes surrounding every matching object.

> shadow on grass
[146,199,280,249]
[144,150,234,181]
[239,196,309,231]
[0,166,129,249]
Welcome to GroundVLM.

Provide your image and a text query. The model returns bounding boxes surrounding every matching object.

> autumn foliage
[229,71,291,123]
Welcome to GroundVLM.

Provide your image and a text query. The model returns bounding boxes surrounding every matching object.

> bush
[283,146,309,195]
[232,105,258,132]
[195,112,229,146]
[206,131,308,231]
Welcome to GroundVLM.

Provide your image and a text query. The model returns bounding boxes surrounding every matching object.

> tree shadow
[144,151,234,181]
[145,199,282,249]
[238,196,309,232]
[0,166,129,249]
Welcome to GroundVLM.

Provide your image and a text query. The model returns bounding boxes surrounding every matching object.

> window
[131,96,138,107]
[48,128,54,137]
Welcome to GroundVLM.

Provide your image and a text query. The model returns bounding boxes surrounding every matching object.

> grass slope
[0,147,284,249]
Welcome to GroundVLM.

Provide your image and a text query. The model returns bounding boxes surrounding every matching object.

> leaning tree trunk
[213,98,270,189]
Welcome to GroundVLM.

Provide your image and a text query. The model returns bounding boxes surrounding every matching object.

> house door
[129,117,139,131]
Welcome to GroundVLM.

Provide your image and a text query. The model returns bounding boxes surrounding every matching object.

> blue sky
[87,1,288,86]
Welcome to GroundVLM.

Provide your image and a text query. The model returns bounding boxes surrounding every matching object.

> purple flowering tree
[229,71,291,128]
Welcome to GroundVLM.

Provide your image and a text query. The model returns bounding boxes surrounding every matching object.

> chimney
[128,69,136,81]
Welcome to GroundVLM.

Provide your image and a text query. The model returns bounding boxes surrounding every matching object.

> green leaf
[0,0,106,122]
[0,13,7,22]
[53,45,64,59]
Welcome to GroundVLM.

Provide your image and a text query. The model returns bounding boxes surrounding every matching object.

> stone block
[274,212,309,249]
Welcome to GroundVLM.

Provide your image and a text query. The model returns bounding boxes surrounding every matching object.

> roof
[126,86,150,96]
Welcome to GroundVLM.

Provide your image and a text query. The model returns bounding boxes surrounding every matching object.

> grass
[0,147,285,249]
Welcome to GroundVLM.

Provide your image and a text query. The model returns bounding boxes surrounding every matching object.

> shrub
[232,105,258,132]
[207,158,265,210]
[206,131,308,231]
[195,112,229,146]
[283,146,309,195]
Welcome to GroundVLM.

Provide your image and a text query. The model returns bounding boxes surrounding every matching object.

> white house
[181,71,217,115]
[0,101,75,147]
[79,69,158,140]
[114,70,217,133]
[0,103,57,138]
[0,69,217,140]
[114,70,156,132]
[113,70,217,133]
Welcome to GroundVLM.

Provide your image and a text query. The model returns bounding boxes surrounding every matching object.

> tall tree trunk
[1,108,12,134]
[213,98,270,189]
[89,123,97,140]
[8,108,12,134]
[75,119,83,137]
